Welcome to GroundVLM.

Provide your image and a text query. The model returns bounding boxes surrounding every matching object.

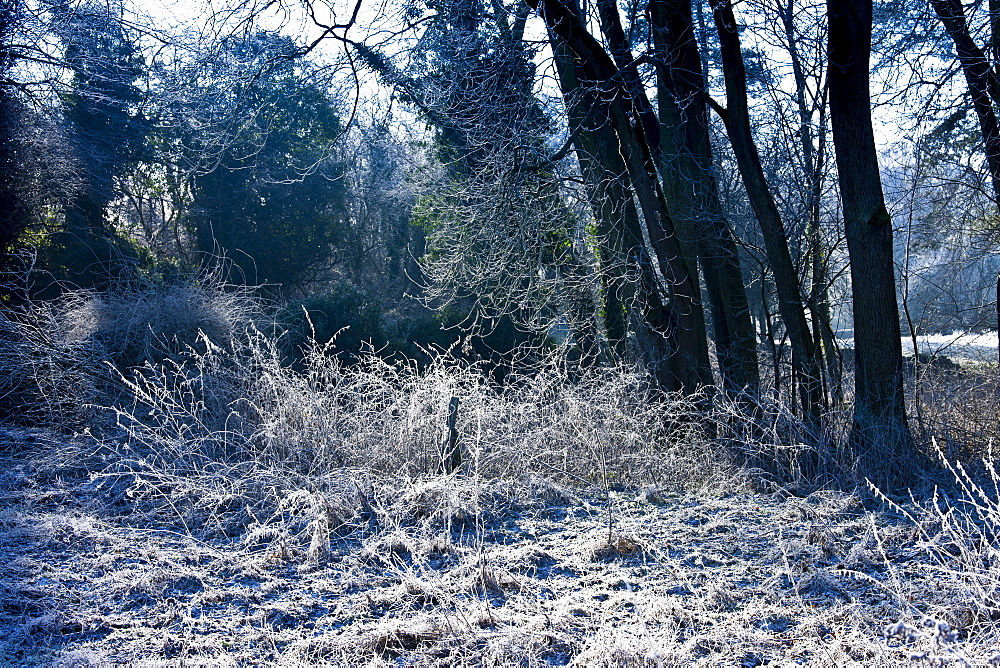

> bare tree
[828,0,915,482]
[549,29,675,379]
[650,0,760,398]
[930,0,1000,200]
[531,0,714,394]
[709,0,823,429]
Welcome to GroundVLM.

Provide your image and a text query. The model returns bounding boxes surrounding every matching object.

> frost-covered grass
[3,431,999,665]
[2,281,1000,665]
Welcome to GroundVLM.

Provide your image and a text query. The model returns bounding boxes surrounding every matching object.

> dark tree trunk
[828,0,915,483]
[550,37,650,363]
[589,0,705,381]
[650,0,760,398]
[594,0,662,163]
[709,0,822,428]
[530,0,713,394]
[551,31,693,389]
[932,0,1000,199]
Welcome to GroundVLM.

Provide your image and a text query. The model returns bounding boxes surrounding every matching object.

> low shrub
[113,330,718,488]
[913,364,1000,460]
[64,281,258,370]
[0,305,99,428]
[0,274,261,428]
[384,307,539,378]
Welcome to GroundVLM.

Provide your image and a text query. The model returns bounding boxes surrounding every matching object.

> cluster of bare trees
[351,0,1000,480]
[0,0,424,301]
[343,0,914,478]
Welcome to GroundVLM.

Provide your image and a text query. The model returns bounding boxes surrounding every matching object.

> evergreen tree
[185,33,348,293]
[56,0,147,232]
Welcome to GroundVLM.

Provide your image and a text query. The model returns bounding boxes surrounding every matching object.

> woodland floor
[0,427,994,666]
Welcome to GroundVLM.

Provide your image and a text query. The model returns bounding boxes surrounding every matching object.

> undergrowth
[1,279,737,541]
[4,279,1000,663]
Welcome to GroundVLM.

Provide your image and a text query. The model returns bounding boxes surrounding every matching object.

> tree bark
[709,0,822,427]
[550,37,648,363]
[650,0,760,397]
[828,0,915,483]
[550,31,692,389]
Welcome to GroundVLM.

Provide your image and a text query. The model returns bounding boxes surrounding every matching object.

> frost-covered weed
[105,320,725,539]
[0,273,260,429]
[867,443,1000,662]
[915,364,1000,460]
[0,280,735,554]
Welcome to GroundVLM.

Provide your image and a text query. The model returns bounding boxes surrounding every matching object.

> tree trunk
[590,0,713,393]
[777,0,842,404]
[531,0,713,394]
[709,0,822,428]
[650,0,760,398]
[551,36,639,361]
[828,0,915,484]
[932,0,1000,199]
[550,32,690,389]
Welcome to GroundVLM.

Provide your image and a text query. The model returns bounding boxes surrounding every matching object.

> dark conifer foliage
[0,0,36,277]
[56,0,148,233]
[184,34,348,293]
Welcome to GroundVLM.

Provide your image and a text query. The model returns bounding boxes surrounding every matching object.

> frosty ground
[1,428,994,666]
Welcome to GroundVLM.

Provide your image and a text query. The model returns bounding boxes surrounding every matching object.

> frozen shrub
[915,364,1000,460]
[59,279,259,370]
[0,306,98,428]
[101,312,730,532]
[0,274,261,429]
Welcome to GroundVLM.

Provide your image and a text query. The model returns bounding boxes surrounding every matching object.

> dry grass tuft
[589,533,645,561]
[914,364,1000,461]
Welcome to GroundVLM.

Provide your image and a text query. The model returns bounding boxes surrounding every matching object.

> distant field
[901,331,999,363]
[833,331,999,364]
